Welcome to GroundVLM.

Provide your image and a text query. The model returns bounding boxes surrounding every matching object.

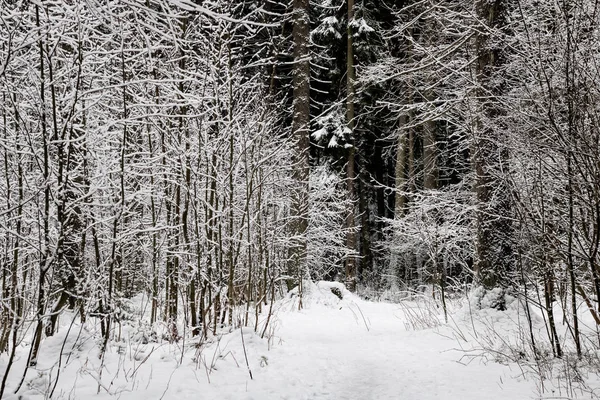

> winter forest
[2,0,600,398]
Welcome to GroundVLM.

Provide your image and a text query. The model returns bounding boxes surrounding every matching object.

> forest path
[255,293,535,400]
[4,283,544,400]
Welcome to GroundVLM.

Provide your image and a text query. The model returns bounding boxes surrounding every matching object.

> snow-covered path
[3,284,553,400]
[222,296,535,400]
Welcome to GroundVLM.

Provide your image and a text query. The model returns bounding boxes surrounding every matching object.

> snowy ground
[2,282,598,399]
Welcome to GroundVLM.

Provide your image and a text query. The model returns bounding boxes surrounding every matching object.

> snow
[349,18,375,35]
[311,127,328,142]
[1,283,597,399]
[312,17,342,41]
[327,135,338,148]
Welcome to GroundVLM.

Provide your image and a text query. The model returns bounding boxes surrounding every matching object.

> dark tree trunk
[472,0,513,289]
[345,0,357,292]
[288,0,310,293]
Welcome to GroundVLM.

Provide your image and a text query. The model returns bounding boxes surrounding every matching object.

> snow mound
[293,280,359,308]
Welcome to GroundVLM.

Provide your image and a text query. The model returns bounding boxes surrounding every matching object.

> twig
[240,327,253,380]
[158,368,177,400]
[352,302,370,332]
[49,312,79,398]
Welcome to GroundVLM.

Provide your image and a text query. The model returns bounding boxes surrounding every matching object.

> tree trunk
[30,4,51,367]
[472,0,513,289]
[288,0,310,293]
[345,0,357,292]
[423,115,437,190]
[395,115,408,218]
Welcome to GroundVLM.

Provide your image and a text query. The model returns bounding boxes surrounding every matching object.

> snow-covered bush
[384,183,474,290]
[307,164,354,281]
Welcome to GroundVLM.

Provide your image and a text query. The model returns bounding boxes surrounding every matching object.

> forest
[2,0,600,398]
